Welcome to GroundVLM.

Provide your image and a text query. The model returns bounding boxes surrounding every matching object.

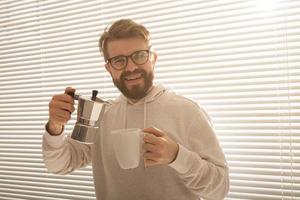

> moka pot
[69,90,109,144]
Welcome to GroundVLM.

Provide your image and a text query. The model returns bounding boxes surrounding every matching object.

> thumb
[143,127,165,137]
[64,87,76,96]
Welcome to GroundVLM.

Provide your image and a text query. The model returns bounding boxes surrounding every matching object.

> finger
[144,159,158,167]
[52,115,69,124]
[143,143,157,152]
[51,108,71,119]
[143,133,161,145]
[51,109,71,123]
[57,101,75,113]
[50,115,68,125]
[50,100,75,113]
[56,109,72,119]
[143,127,165,137]
[144,151,158,159]
[52,94,75,104]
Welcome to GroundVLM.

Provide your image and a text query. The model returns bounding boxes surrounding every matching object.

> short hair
[99,19,151,62]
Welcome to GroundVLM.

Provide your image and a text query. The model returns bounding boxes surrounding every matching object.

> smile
[124,73,142,81]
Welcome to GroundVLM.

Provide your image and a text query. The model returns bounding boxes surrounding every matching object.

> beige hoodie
[43,85,229,200]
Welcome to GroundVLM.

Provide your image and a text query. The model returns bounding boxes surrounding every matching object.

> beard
[112,68,154,100]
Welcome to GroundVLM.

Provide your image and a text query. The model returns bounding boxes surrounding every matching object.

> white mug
[111,128,145,169]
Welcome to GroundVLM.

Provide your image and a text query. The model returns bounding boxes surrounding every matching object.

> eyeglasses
[106,50,152,70]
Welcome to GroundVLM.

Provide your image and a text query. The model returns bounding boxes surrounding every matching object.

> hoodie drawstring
[120,85,165,130]
[143,102,147,129]
[123,100,147,129]
[123,101,127,129]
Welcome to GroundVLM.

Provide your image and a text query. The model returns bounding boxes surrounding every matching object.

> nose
[125,57,138,72]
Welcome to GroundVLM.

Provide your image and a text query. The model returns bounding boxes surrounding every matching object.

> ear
[105,63,112,75]
[150,51,158,65]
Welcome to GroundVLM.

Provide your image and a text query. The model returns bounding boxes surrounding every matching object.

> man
[43,19,229,200]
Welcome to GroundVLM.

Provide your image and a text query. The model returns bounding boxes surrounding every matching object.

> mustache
[120,69,146,80]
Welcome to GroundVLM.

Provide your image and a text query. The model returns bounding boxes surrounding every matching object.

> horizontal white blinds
[0,0,299,199]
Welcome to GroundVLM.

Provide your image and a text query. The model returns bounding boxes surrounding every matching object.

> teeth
[125,74,142,80]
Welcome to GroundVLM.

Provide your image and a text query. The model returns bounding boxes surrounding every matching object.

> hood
[114,85,167,128]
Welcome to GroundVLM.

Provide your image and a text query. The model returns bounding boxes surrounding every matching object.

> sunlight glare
[255,0,281,11]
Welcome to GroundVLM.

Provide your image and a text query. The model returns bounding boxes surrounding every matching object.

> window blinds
[0,0,299,199]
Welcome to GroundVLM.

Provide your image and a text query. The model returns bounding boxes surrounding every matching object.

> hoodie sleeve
[42,128,92,175]
[169,107,229,200]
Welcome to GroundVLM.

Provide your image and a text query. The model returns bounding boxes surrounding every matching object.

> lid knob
[92,90,98,101]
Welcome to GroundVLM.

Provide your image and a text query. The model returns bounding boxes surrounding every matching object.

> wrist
[46,120,64,136]
[170,143,179,164]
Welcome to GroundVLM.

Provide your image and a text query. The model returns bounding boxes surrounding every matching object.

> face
[105,37,157,100]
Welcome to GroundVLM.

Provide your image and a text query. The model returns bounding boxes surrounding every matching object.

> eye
[111,56,126,66]
[132,51,148,63]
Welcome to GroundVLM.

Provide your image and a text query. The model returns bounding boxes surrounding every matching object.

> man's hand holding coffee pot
[47,87,76,135]
[143,127,179,167]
